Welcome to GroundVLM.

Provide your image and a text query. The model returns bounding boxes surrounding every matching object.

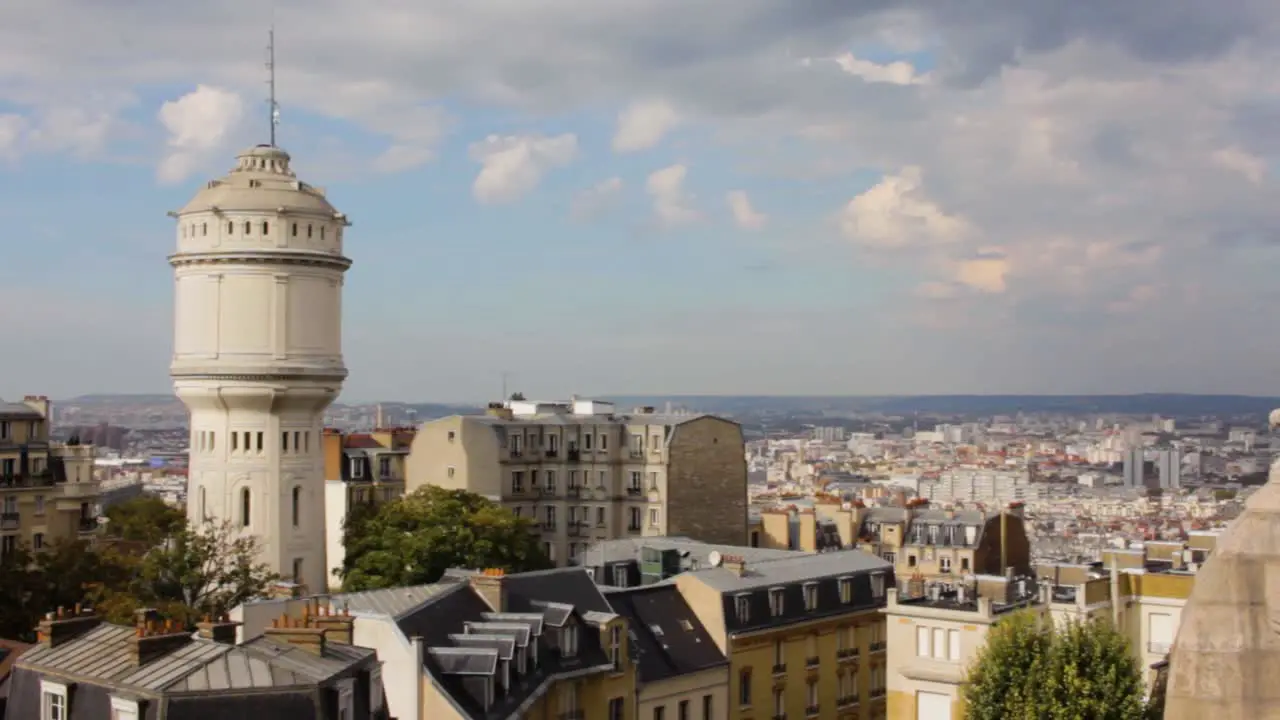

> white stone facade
[170,145,351,591]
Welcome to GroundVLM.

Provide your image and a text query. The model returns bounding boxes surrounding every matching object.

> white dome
[177,145,340,218]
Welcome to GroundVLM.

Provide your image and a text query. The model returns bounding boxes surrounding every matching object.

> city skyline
[3,1,1280,402]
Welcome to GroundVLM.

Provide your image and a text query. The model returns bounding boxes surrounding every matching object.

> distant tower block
[168,143,352,591]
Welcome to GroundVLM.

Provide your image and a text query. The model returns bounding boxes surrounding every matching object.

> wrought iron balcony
[772,663,786,676]
[0,512,19,530]
[626,487,643,496]
[566,486,582,498]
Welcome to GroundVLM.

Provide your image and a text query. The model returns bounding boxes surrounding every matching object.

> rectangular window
[510,435,522,454]
[702,695,712,720]
[610,625,622,669]
[654,708,665,720]
[932,628,946,659]
[597,470,607,487]
[231,432,239,451]
[33,533,44,550]
[649,508,660,527]
[629,471,642,489]
[600,434,608,450]
[739,668,752,706]
[350,458,363,478]
[608,697,624,720]
[940,557,952,573]
[948,629,961,662]
[511,471,524,493]
[629,507,641,530]
[584,434,593,450]
[917,626,930,657]
[768,587,785,616]
[596,507,605,526]
[256,432,264,451]
[838,576,852,603]
[803,582,818,610]
[613,565,628,587]
[677,699,689,720]
[871,572,886,599]
[34,495,44,514]
[546,470,556,491]
[370,664,384,711]
[41,680,68,720]
[379,456,392,478]
[282,432,290,452]
[735,595,750,623]
[806,678,818,706]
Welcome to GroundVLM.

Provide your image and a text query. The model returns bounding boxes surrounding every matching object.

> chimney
[129,619,192,666]
[721,555,748,577]
[264,614,328,656]
[306,599,355,645]
[196,615,241,644]
[36,605,101,648]
[470,568,507,611]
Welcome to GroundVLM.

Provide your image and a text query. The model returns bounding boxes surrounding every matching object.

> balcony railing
[510,450,523,458]
[0,512,19,530]
[626,487,643,497]
[567,523,583,537]
[627,525,642,533]
[77,517,98,533]
[805,656,819,668]
[772,663,786,676]
[805,705,819,718]
[540,522,557,532]
[540,486,557,497]
[566,486,582,498]
[772,715,786,720]
[837,695,859,708]
[0,472,56,490]
[566,449,580,462]
[545,449,559,459]
[1148,641,1172,655]
[837,648,859,660]
[869,688,886,700]
[629,450,643,459]
[557,711,583,720]
[869,641,886,653]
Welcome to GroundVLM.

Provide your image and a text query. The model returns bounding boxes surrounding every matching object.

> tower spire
[266,28,280,147]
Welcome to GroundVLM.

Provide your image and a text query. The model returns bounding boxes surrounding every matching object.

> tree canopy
[964,611,1153,720]
[338,485,552,591]
[0,496,275,639]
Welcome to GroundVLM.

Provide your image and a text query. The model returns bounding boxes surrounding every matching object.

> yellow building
[750,502,1032,586]
[321,427,413,588]
[0,395,100,556]
[884,537,1213,720]
[407,398,748,566]
[675,550,895,720]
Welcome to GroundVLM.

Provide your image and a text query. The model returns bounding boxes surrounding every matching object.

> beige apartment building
[321,427,413,589]
[883,537,1212,720]
[407,398,748,565]
[0,396,100,556]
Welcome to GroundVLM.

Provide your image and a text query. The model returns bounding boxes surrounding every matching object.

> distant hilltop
[53,393,1280,417]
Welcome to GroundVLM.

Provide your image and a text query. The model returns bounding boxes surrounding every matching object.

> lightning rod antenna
[266,29,280,147]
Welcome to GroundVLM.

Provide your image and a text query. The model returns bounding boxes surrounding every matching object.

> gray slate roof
[580,536,804,568]
[328,582,454,618]
[0,400,41,419]
[687,549,893,593]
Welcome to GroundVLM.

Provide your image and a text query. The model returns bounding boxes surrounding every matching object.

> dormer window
[350,457,363,479]
[838,577,853,604]
[42,679,68,720]
[561,625,579,658]
[609,625,622,669]
[612,565,628,588]
[870,572,886,600]
[110,696,140,720]
[735,594,750,623]
[769,588,785,616]
[803,583,818,611]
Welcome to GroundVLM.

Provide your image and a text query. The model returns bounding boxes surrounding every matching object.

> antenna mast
[266,29,280,147]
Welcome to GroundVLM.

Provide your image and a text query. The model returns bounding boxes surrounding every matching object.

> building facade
[0,396,100,556]
[675,551,895,720]
[406,399,748,565]
[169,144,352,591]
[322,428,413,589]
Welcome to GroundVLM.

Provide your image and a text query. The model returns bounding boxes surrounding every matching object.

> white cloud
[571,176,624,220]
[839,166,972,249]
[1211,146,1267,184]
[646,164,698,227]
[834,53,927,85]
[726,190,767,230]
[954,255,1010,294]
[156,85,244,184]
[468,133,578,204]
[613,99,680,153]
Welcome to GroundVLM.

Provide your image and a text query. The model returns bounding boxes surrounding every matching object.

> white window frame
[916,626,930,657]
[336,678,355,719]
[948,629,962,662]
[41,679,68,720]
[349,457,363,478]
[110,696,140,720]
[932,627,946,660]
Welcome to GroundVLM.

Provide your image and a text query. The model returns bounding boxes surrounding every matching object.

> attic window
[838,577,853,604]
[870,572,886,600]
[650,624,664,637]
[803,582,818,611]
[679,619,693,631]
[735,594,750,623]
[769,588,785,616]
[561,625,579,658]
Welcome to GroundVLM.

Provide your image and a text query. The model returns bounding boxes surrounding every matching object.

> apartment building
[0,396,100,557]
[7,606,385,719]
[751,501,1032,584]
[234,566,637,720]
[884,537,1211,720]
[406,399,748,566]
[322,427,413,589]
[675,551,896,720]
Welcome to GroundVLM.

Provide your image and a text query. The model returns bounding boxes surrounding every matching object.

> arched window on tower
[292,486,301,527]
[201,222,207,236]
[243,221,251,235]
[291,222,298,237]
[240,488,251,527]
[262,221,270,235]
[227,221,234,234]
[320,226,326,240]
[307,224,313,238]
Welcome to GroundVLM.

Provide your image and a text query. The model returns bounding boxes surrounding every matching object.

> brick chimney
[721,555,748,577]
[129,619,192,666]
[264,614,328,656]
[469,568,507,611]
[36,605,101,648]
[195,615,240,644]
[306,600,355,645]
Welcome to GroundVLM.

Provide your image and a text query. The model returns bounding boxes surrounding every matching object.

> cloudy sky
[2,1,1279,402]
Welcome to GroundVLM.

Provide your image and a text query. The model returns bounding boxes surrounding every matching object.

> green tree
[0,544,42,641]
[964,612,1152,720]
[339,486,552,591]
[103,495,186,545]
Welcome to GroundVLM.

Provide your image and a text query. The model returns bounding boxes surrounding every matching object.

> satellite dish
[708,551,723,568]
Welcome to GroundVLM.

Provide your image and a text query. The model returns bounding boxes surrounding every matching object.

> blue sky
[2,1,1279,402]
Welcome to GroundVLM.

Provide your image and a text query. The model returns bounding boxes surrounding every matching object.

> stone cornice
[168,250,352,271]
[171,371,348,383]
